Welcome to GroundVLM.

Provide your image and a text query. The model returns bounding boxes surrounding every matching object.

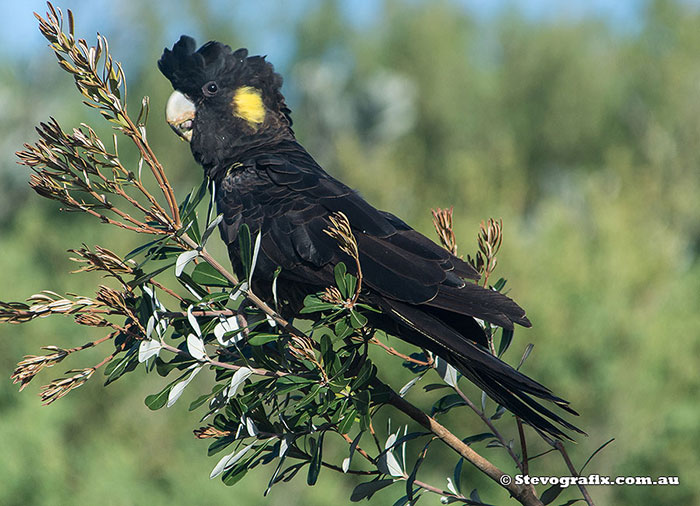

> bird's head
[158,36,293,172]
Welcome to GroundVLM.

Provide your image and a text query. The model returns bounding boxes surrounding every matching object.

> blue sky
[2,0,651,63]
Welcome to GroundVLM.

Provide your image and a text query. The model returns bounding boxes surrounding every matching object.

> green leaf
[300,294,337,314]
[222,465,248,486]
[335,318,352,338]
[208,435,237,456]
[541,484,564,505]
[431,394,467,415]
[180,179,208,223]
[392,495,411,506]
[127,261,175,288]
[352,389,371,415]
[452,458,464,495]
[155,355,195,376]
[337,408,356,434]
[191,262,232,287]
[352,361,376,390]
[296,384,323,409]
[423,383,450,392]
[320,334,332,357]
[497,328,514,358]
[492,277,507,291]
[275,375,317,395]
[579,438,615,474]
[406,440,431,501]
[350,479,394,502]
[199,292,231,304]
[103,343,138,385]
[345,272,357,299]
[517,343,534,370]
[176,272,210,299]
[239,224,252,277]
[189,383,226,411]
[145,384,172,410]
[247,333,279,346]
[187,213,202,245]
[307,432,324,486]
[349,310,368,329]
[124,237,168,261]
[334,262,348,298]
[462,432,495,445]
[469,489,484,504]
[490,404,506,420]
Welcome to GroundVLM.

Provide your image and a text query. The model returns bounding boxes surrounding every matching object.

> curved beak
[165,91,195,142]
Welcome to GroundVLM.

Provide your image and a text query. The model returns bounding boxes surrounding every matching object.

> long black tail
[373,296,584,441]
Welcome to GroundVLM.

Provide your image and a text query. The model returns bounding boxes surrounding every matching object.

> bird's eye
[202,81,218,97]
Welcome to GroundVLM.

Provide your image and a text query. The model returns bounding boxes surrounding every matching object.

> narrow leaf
[343,432,363,473]
[238,224,252,276]
[145,385,172,410]
[228,367,253,398]
[350,479,395,502]
[517,343,534,370]
[498,328,514,358]
[307,432,324,485]
[378,441,404,477]
[334,262,348,297]
[187,306,202,337]
[201,213,223,246]
[138,339,161,363]
[579,438,615,474]
[210,442,256,479]
[187,334,207,361]
[214,315,241,346]
[191,262,231,287]
[167,365,202,408]
[447,477,458,495]
[435,356,459,388]
[175,250,198,277]
[243,415,258,436]
[452,458,464,495]
[248,231,262,282]
[247,333,278,346]
[399,376,421,397]
[540,484,564,504]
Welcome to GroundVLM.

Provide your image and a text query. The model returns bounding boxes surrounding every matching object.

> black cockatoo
[158,36,581,440]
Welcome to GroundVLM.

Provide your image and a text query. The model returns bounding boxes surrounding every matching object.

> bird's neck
[203,136,302,182]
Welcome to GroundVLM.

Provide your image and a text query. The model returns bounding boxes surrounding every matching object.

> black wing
[214,143,580,439]
[216,144,528,328]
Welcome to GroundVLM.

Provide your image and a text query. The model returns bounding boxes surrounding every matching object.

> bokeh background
[1,0,699,504]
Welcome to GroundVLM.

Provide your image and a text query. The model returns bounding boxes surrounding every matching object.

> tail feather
[427,283,532,329]
[374,297,582,440]
[452,355,585,439]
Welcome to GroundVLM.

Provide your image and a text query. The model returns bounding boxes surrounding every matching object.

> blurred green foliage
[1,0,699,504]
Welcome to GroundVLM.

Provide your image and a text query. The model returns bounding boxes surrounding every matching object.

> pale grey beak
[165,91,195,142]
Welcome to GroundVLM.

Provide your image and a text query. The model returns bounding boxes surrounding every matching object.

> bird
[158,35,582,440]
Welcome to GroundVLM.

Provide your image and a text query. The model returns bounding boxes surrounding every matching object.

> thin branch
[410,479,481,505]
[158,341,287,378]
[378,378,544,506]
[320,460,379,476]
[452,385,524,473]
[121,113,181,226]
[148,280,185,302]
[180,234,306,340]
[367,336,433,366]
[516,417,529,476]
[161,309,235,318]
[555,440,596,506]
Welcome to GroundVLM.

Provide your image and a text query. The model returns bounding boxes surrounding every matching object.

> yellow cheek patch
[232,86,266,126]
